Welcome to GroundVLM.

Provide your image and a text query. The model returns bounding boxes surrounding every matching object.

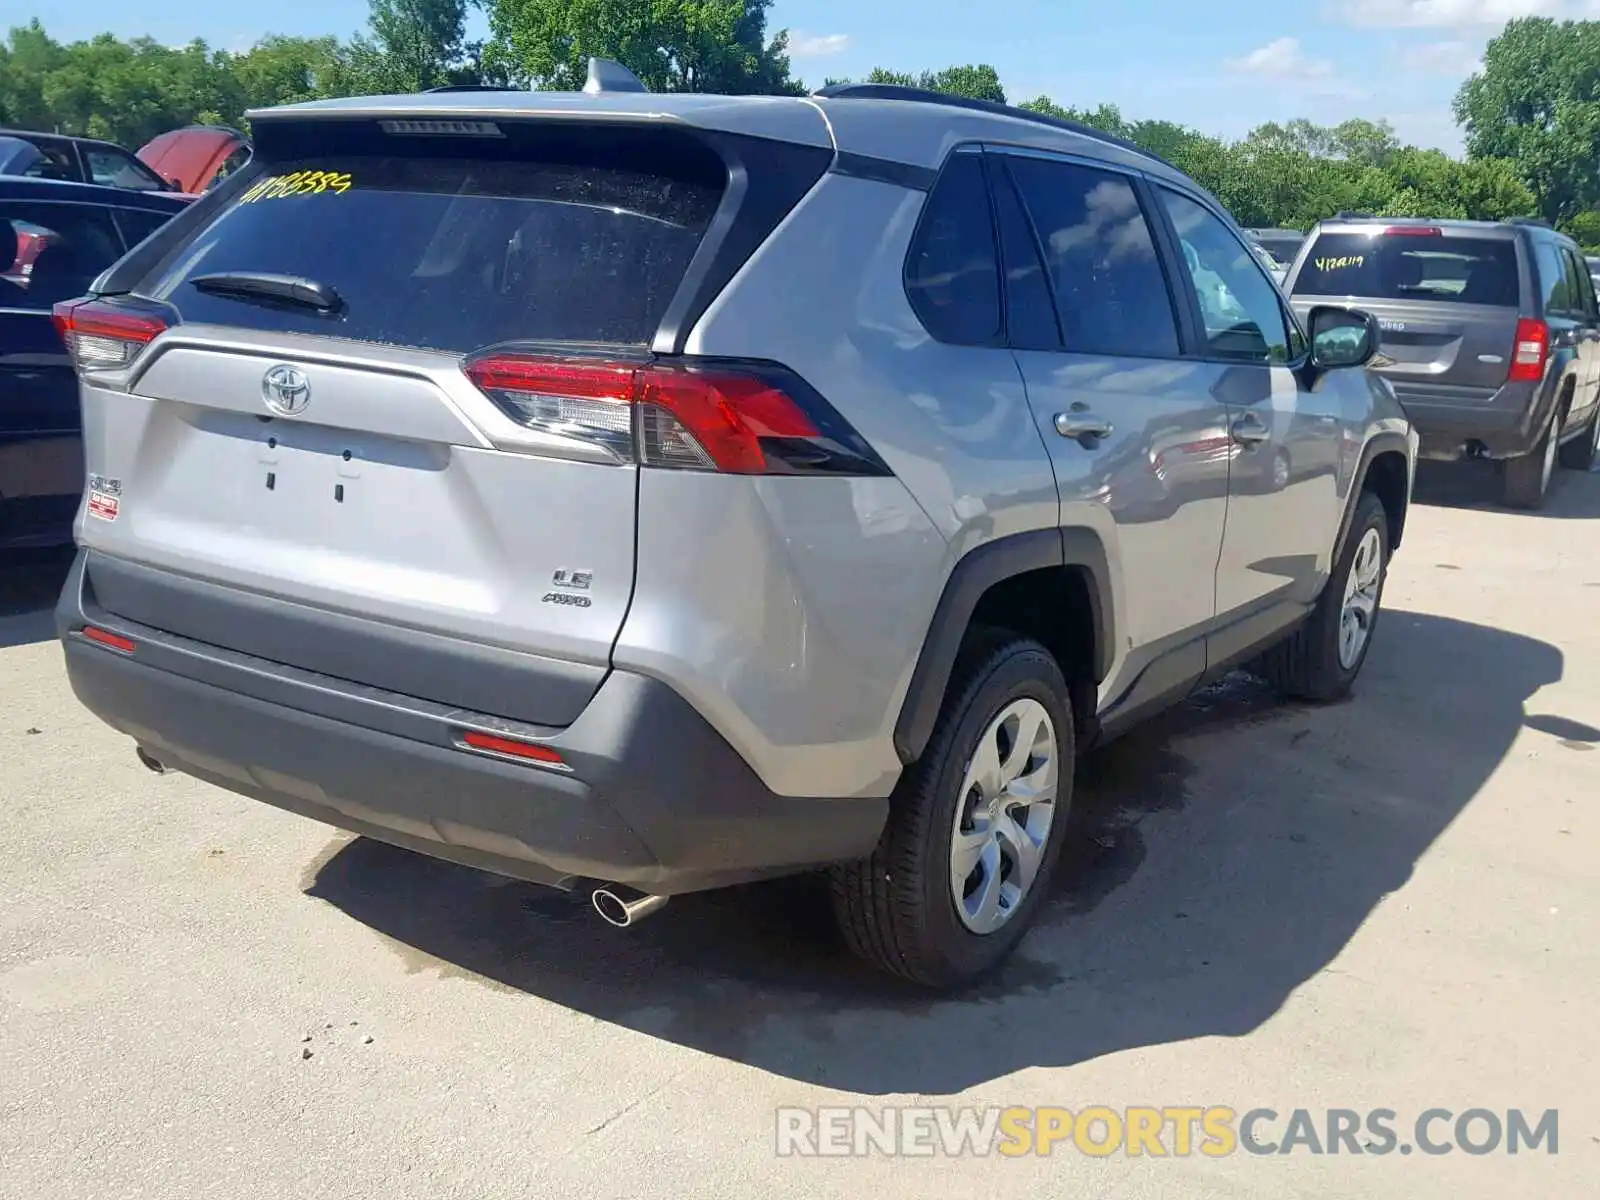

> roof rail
[1334,211,1376,220]
[423,83,524,93]
[1504,215,1552,228]
[811,82,1175,171]
[584,57,649,95]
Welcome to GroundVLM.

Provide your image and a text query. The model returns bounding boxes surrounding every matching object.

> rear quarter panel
[648,171,1068,799]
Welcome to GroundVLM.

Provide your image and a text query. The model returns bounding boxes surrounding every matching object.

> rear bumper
[57,551,887,894]
[1391,380,1544,461]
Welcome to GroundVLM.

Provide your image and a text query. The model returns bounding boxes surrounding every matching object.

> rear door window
[141,132,728,352]
[1295,231,1520,306]
[1,202,124,310]
[1004,155,1180,359]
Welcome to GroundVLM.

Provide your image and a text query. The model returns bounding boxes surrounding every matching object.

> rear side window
[142,132,728,352]
[1004,156,1180,359]
[1294,231,1520,306]
[213,144,253,189]
[0,202,124,311]
[113,207,175,250]
[1568,248,1598,318]
[905,154,1001,346]
[1535,240,1581,317]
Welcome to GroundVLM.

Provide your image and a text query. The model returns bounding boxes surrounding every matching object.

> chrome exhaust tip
[135,747,166,775]
[591,886,668,928]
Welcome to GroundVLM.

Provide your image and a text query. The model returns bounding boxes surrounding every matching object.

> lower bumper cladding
[58,550,888,896]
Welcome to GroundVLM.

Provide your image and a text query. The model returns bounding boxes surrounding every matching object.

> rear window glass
[142,145,726,352]
[2,203,124,311]
[1293,232,1519,306]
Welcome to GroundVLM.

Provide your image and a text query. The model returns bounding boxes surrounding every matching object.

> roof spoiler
[584,58,649,95]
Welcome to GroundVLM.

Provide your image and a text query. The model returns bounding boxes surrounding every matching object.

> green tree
[24,33,234,145]
[914,64,1004,103]
[1455,16,1600,222]
[484,0,800,94]
[0,21,72,131]
[344,0,480,93]
[1565,210,1600,251]
[1331,118,1400,167]
[226,36,354,113]
[1018,96,1128,136]
[830,65,1007,103]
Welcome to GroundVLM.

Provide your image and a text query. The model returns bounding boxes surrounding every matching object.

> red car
[138,126,252,196]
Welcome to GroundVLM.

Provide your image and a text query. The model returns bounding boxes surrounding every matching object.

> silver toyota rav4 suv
[53,65,1415,989]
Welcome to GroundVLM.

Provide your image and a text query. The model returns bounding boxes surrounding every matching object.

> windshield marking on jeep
[1314,255,1365,271]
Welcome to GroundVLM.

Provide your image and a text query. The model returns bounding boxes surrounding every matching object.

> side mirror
[1308,305,1379,370]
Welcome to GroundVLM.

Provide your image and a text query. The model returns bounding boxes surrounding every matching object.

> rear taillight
[1509,317,1549,383]
[464,353,889,476]
[52,299,168,373]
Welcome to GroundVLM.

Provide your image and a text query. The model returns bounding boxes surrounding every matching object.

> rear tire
[1558,399,1600,471]
[1504,402,1562,509]
[1259,490,1388,703]
[831,631,1074,989]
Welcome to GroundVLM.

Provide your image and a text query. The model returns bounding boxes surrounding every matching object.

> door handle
[1054,412,1113,444]
[1230,413,1271,446]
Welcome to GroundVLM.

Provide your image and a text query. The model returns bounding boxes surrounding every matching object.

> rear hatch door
[1289,226,1524,399]
[75,116,754,726]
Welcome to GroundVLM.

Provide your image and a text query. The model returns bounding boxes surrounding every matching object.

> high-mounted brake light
[1384,226,1442,236]
[464,354,889,476]
[52,299,168,373]
[1508,317,1549,383]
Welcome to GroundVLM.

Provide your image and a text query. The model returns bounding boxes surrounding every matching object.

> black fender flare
[1542,349,1584,433]
[1333,431,1411,563]
[892,527,1114,765]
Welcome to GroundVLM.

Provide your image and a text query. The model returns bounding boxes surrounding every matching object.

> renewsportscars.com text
[775,1105,1559,1158]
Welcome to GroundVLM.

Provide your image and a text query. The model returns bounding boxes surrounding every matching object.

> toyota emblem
[262,364,311,415]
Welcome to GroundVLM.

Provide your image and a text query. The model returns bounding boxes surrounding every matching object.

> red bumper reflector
[82,626,136,653]
[460,729,565,766]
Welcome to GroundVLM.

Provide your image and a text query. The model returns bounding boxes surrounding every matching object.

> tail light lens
[464,353,889,476]
[52,299,168,374]
[1509,317,1549,383]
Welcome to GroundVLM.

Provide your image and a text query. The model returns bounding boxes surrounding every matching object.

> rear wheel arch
[893,528,1112,766]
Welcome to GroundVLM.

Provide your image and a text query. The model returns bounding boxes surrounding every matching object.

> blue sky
[18,0,1600,152]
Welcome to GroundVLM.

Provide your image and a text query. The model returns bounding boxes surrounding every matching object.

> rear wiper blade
[189,272,343,313]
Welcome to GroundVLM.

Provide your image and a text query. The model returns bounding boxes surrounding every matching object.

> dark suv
[1286,215,1600,508]
[2,177,189,547]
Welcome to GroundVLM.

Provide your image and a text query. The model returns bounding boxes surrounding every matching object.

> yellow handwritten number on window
[239,172,354,204]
